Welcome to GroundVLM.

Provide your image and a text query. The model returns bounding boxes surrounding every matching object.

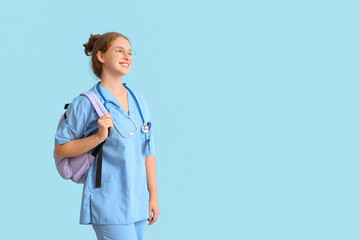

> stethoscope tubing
[96,82,150,135]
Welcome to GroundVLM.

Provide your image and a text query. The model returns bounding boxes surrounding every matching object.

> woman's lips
[120,62,129,68]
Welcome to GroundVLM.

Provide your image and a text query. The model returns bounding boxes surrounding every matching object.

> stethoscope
[96,82,151,138]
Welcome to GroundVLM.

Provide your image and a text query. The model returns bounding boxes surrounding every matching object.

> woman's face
[97,37,133,77]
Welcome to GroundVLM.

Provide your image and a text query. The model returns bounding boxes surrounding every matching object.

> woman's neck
[99,76,127,95]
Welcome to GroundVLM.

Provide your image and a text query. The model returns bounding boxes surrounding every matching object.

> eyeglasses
[115,49,136,59]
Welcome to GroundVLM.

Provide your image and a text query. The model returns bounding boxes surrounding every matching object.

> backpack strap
[80,91,109,189]
[80,91,108,117]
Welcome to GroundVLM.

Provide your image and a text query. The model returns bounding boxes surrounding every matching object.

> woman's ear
[96,50,105,64]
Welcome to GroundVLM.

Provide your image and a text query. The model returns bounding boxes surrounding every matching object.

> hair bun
[83,33,101,56]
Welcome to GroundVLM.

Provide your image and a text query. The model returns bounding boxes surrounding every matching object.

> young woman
[54,32,160,240]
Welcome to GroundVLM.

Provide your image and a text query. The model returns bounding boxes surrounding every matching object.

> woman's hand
[148,197,160,225]
[96,112,113,142]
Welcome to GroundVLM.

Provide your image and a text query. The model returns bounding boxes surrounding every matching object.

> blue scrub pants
[92,220,147,240]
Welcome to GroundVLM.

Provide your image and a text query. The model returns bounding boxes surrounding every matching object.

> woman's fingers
[99,116,113,125]
[98,118,113,134]
[99,120,112,127]
[99,112,112,120]
[151,214,158,225]
[148,208,153,223]
[96,112,114,141]
[147,208,160,225]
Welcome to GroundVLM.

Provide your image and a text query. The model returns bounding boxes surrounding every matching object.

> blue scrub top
[54,82,156,224]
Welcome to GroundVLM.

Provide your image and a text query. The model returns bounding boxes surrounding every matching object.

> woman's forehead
[111,37,131,50]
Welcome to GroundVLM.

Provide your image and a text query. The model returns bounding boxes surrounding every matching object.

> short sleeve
[145,111,156,156]
[54,95,92,145]
[140,92,156,157]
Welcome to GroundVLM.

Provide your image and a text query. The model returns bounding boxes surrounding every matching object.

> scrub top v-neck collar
[97,83,132,116]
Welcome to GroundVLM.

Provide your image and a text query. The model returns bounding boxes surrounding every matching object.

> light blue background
[0,0,358,239]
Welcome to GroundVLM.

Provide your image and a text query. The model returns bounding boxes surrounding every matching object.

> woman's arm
[146,156,158,198]
[55,133,103,158]
[55,112,113,158]
[146,155,160,225]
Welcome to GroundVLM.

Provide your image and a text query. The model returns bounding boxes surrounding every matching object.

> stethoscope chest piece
[142,122,151,133]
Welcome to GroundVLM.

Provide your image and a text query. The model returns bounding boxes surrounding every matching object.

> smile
[120,62,129,68]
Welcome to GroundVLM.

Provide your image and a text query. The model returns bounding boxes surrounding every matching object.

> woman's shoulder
[127,85,147,102]
[65,93,98,124]
[128,86,147,104]
[69,84,100,110]
[127,85,153,117]
[68,94,93,111]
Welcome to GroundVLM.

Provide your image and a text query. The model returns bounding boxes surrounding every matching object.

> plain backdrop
[0,0,359,239]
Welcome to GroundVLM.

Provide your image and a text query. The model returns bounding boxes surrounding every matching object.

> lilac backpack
[54,91,109,187]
